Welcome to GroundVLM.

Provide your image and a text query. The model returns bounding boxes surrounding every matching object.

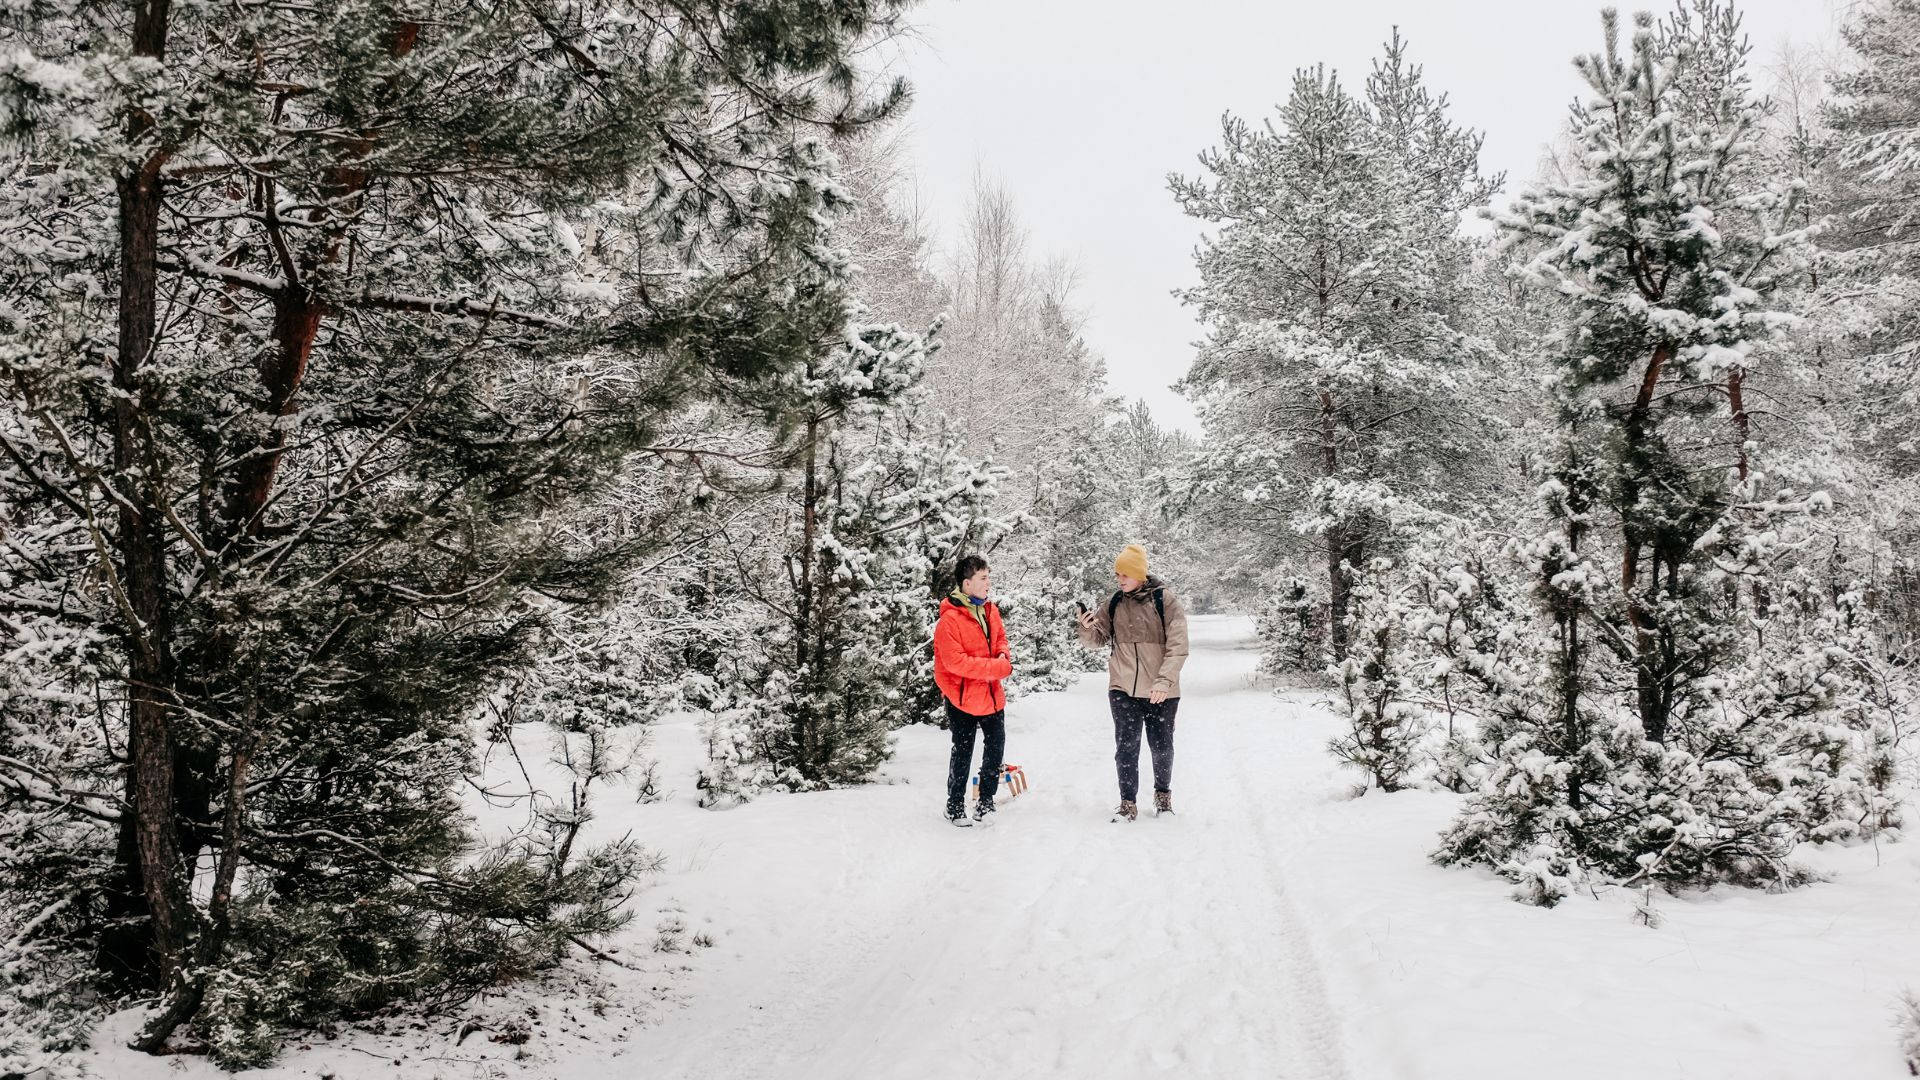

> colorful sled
[968,763,1028,802]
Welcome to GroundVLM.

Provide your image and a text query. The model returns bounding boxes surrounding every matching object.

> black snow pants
[946,702,1006,811]
[1110,689,1178,803]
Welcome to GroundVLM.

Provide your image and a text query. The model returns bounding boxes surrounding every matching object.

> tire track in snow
[1152,615,1354,1078]
[1218,706,1355,1080]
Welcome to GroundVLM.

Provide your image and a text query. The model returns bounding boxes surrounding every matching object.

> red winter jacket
[933,595,1012,716]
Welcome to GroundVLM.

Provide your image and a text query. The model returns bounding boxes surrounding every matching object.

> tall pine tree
[1170,33,1499,664]
[0,0,912,1061]
[1432,4,1873,902]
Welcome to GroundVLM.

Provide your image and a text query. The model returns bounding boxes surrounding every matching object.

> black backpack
[1106,587,1166,642]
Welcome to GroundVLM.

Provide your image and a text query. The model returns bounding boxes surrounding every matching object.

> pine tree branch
[156,253,286,296]
[155,254,571,329]
[0,428,92,521]
[0,755,124,822]
[567,934,639,969]
[352,290,569,330]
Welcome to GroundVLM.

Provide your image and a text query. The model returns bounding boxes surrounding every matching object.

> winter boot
[972,800,996,825]
[946,804,973,827]
[1154,791,1173,816]
[1110,800,1137,823]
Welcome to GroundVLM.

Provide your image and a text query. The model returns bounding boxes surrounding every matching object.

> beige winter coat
[1076,577,1190,699]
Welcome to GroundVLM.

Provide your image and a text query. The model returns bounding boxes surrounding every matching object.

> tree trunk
[101,0,192,1003]
[790,409,822,772]
[220,19,416,541]
[1634,548,1669,744]
[1554,463,1590,815]
[133,717,257,1051]
[1727,365,1771,620]
[1620,344,1670,743]
[796,412,818,671]
[1326,525,1350,662]
[225,296,324,535]
[1728,365,1750,483]
[1320,388,1350,662]
[1559,584,1585,812]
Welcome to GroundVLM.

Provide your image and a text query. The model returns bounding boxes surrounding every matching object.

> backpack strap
[1106,588,1167,643]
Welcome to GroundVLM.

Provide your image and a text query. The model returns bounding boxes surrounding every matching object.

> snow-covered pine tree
[1898,987,1920,1076]
[1328,559,1427,793]
[1824,0,1920,454]
[1496,2,1813,747]
[698,320,1014,802]
[831,130,951,335]
[1256,576,1328,682]
[1307,490,1527,796]
[0,0,912,1063]
[1170,33,1500,666]
[1708,1,1919,840]
[876,415,1018,723]
[1432,4,1873,901]
[1821,0,1920,657]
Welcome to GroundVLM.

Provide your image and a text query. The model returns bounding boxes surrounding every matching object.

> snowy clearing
[80,615,1918,1079]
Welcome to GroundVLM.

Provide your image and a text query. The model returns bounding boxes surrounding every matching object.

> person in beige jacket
[1076,544,1189,821]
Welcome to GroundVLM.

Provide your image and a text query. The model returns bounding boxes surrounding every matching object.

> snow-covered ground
[81,615,1920,1078]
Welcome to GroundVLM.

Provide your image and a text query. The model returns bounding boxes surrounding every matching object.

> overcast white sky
[886,0,1845,432]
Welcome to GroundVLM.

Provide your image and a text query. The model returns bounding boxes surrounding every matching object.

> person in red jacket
[933,554,1012,826]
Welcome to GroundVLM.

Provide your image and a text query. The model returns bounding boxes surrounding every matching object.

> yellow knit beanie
[1114,544,1149,581]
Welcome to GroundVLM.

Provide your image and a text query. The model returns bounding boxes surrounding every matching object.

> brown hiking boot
[1110,800,1137,823]
[1154,791,1173,815]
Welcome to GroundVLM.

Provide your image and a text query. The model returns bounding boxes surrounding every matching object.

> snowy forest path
[602,615,1374,1080]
